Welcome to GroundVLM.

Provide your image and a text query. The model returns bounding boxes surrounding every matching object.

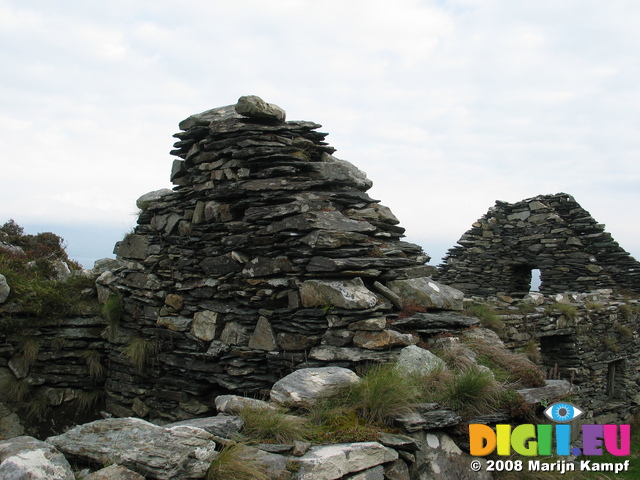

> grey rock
[0,403,24,440]
[309,346,398,363]
[113,235,150,260]
[47,418,217,480]
[235,95,286,122]
[0,435,73,480]
[387,277,464,311]
[214,395,277,414]
[165,414,244,438]
[270,367,360,408]
[85,464,145,480]
[136,188,173,210]
[191,310,220,341]
[293,442,398,480]
[300,278,378,310]
[178,104,240,130]
[395,345,445,376]
[248,316,278,351]
[0,274,9,304]
[517,380,573,404]
[352,329,415,350]
[344,465,384,480]
[383,459,411,480]
[391,312,479,332]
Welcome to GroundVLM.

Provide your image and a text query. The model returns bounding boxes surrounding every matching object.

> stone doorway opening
[509,265,543,297]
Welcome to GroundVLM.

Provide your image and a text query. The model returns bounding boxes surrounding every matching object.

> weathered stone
[166,414,244,438]
[248,316,278,351]
[391,312,479,332]
[270,367,360,408]
[352,329,415,350]
[157,315,192,332]
[164,293,184,311]
[378,433,420,452]
[235,95,286,122]
[309,346,397,363]
[292,442,398,480]
[387,278,464,311]
[517,380,573,404]
[220,322,250,346]
[300,278,377,310]
[348,317,387,331]
[0,435,73,480]
[136,189,173,210]
[214,395,277,414]
[0,402,24,440]
[0,275,10,304]
[47,418,217,480]
[191,310,220,342]
[277,332,317,351]
[85,464,145,480]
[395,345,445,376]
[383,459,410,480]
[113,235,150,260]
[344,465,384,480]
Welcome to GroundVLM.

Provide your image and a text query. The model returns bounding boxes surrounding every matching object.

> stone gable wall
[436,193,640,296]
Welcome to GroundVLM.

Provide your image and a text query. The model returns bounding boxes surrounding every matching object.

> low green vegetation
[0,219,98,326]
[102,292,124,339]
[464,303,505,333]
[123,336,157,373]
[206,442,270,480]
[238,406,309,444]
[546,302,578,320]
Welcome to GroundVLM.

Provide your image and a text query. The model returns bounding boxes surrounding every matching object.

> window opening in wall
[607,359,625,399]
[530,269,542,292]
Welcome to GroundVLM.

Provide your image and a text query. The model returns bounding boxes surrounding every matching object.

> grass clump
[0,376,31,402]
[102,292,124,339]
[76,389,104,413]
[238,406,309,444]
[345,363,419,424]
[80,350,106,382]
[206,442,269,480]
[433,367,502,417]
[464,304,505,333]
[546,302,578,320]
[123,336,157,373]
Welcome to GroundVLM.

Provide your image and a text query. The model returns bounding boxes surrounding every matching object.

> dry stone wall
[103,96,464,422]
[437,193,640,297]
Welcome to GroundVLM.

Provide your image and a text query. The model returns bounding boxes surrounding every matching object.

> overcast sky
[2,0,639,268]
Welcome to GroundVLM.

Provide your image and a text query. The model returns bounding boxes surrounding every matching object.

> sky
[1,0,639,269]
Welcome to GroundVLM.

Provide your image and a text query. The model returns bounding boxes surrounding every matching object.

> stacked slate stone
[437,193,640,297]
[105,96,464,421]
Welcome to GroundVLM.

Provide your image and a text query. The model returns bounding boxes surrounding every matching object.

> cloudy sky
[2,0,639,268]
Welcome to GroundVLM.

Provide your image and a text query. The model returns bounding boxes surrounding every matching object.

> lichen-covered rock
[300,278,378,310]
[235,95,286,122]
[395,345,445,376]
[387,278,464,311]
[0,436,73,480]
[0,274,10,304]
[270,367,360,408]
[47,418,217,480]
[292,442,398,480]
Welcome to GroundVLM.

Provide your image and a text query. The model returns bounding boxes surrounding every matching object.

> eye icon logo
[544,402,584,423]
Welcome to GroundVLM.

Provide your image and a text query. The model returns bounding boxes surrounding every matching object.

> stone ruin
[101,95,466,420]
[436,193,640,297]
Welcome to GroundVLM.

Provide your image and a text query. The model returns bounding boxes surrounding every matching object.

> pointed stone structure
[436,193,640,296]
[104,96,464,420]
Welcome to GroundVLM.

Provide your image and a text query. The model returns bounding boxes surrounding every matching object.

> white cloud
[1,0,640,265]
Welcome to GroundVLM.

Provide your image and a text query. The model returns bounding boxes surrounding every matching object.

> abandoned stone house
[436,193,640,422]
[436,192,640,297]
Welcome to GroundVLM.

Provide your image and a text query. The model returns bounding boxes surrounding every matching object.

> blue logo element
[543,402,584,423]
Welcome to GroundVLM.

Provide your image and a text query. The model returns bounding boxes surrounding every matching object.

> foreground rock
[0,436,73,480]
[47,418,217,480]
[270,367,360,408]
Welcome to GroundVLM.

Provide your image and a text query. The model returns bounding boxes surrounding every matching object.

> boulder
[0,274,10,304]
[84,464,145,480]
[47,418,217,480]
[270,367,360,408]
[165,414,244,439]
[300,278,378,310]
[517,380,573,404]
[292,442,398,480]
[0,436,73,480]
[387,278,464,311]
[395,345,445,376]
[214,394,277,414]
[235,95,286,122]
[136,188,173,210]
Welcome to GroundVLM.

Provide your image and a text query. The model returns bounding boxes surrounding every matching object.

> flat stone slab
[47,418,217,480]
[270,367,360,408]
[0,435,73,480]
[292,442,398,480]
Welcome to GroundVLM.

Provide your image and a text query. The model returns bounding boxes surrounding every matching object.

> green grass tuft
[102,292,124,339]
[123,336,157,373]
[238,406,309,444]
[80,350,106,382]
[206,443,270,480]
